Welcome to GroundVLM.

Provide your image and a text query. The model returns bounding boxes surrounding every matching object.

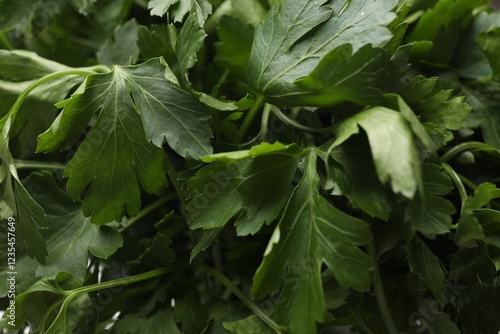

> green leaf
[327,135,392,220]
[329,106,422,199]
[223,314,273,334]
[402,163,455,240]
[137,24,177,62]
[71,0,96,14]
[215,16,255,80]
[405,237,446,302]
[186,143,303,236]
[5,272,93,332]
[475,209,500,249]
[175,14,207,85]
[37,58,214,223]
[0,172,122,297]
[0,50,72,81]
[477,26,500,78]
[97,19,140,67]
[455,183,500,247]
[398,75,472,146]
[253,151,372,334]
[247,0,397,106]
[405,0,489,64]
[0,116,48,263]
[148,0,212,26]
[293,44,390,107]
[112,307,181,334]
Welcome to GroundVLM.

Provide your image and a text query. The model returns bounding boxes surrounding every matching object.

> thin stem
[70,267,170,295]
[442,162,468,215]
[120,195,176,232]
[270,105,334,133]
[441,141,499,163]
[5,68,105,122]
[165,156,187,205]
[14,159,66,170]
[200,267,287,333]
[238,95,265,142]
[0,30,14,50]
[368,238,399,334]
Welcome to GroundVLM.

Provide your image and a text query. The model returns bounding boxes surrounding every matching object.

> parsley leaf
[37,58,213,223]
[248,0,397,106]
[253,151,372,333]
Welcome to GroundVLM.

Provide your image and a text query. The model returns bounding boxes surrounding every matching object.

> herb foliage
[1,0,500,333]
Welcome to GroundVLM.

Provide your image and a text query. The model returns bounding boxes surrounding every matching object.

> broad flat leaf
[455,183,500,247]
[247,0,397,106]
[0,172,122,298]
[37,58,213,223]
[293,44,390,107]
[253,152,373,334]
[405,237,446,302]
[173,294,209,334]
[449,243,496,305]
[112,307,181,334]
[175,14,207,85]
[4,272,92,332]
[97,19,140,67]
[461,277,500,334]
[329,106,421,199]
[215,16,255,80]
[190,227,223,261]
[148,0,212,26]
[186,142,304,236]
[403,163,455,240]
[137,24,177,65]
[223,315,273,334]
[405,0,489,64]
[398,76,472,146]
[454,11,500,79]
[0,116,47,263]
[477,26,500,78]
[475,209,500,249]
[327,134,392,220]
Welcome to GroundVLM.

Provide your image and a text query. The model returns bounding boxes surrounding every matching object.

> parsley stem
[14,159,66,170]
[120,195,176,232]
[69,267,170,295]
[238,95,265,142]
[441,141,499,163]
[199,266,287,333]
[6,68,107,122]
[0,30,14,50]
[368,238,399,334]
[442,163,468,214]
[270,105,334,133]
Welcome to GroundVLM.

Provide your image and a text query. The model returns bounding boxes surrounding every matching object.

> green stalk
[5,68,107,121]
[165,156,187,205]
[368,238,399,334]
[442,162,468,214]
[200,266,287,334]
[120,195,176,232]
[70,267,169,295]
[14,160,66,170]
[270,105,334,133]
[238,95,265,142]
[0,30,14,50]
[441,141,499,163]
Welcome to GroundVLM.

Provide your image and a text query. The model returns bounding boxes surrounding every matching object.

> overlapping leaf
[0,172,122,297]
[148,0,212,26]
[247,0,397,106]
[329,106,422,199]
[37,58,212,224]
[186,142,304,237]
[253,151,373,334]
